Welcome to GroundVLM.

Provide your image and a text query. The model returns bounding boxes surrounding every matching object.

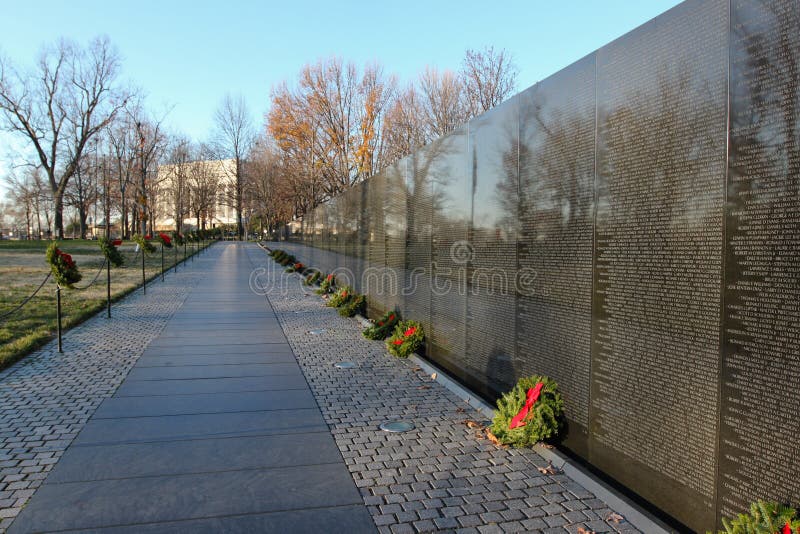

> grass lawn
[0,238,210,371]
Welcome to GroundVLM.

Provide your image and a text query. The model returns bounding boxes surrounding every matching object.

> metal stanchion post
[106,260,111,318]
[56,286,63,353]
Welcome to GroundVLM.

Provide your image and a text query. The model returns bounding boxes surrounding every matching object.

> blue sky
[1,0,682,184]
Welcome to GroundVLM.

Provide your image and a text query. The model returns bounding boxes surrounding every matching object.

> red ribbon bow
[404,326,417,337]
[112,239,122,246]
[783,522,792,534]
[56,249,75,268]
[509,382,544,430]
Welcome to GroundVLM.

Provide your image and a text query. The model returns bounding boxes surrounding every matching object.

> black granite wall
[277,0,800,530]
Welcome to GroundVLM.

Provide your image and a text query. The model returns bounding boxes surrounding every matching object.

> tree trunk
[79,205,88,239]
[120,190,128,239]
[54,194,65,239]
[35,200,42,240]
[25,204,32,240]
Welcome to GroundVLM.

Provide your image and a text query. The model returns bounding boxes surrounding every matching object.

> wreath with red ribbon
[489,375,563,448]
[98,237,125,267]
[386,320,424,358]
[157,232,172,248]
[46,242,82,288]
[363,310,400,340]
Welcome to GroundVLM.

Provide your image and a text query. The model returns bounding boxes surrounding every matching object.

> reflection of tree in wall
[518,102,594,234]
[599,65,723,233]
[730,1,799,203]
[721,0,800,512]
[406,134,451,257]
[491,123,521,239]
[429,131,469,252]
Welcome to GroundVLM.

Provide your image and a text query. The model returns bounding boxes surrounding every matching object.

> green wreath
[46,242,82,288]
[490,375,563,448]
[386,320,424,358]
[157,232,173,248]
[304,271,321,286]
[316,273,335,294]
[337,294,365,317]
[98,237,125,267]
[326,286,354,308]
[363,310,400,340]
[132,234,156,254]
[711,501,800,534]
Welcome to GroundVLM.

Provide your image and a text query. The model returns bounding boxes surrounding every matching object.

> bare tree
[162,136,192,233]
[0,36,130,238]
[127,103,168,236]
[418,66,468,139]
[64,146,98,238]
[382,85,428,164]
[5,173,35,239]
[461,46,518,116]
[213,94,254,239]
[5,166,50,238]
[106,109,139,238]
[187,144,219,231]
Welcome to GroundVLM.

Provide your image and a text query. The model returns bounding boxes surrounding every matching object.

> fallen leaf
[536,462,562,475]
[417,385,431,390]
[411,366,422,372]
[539,443,554,449]
[455,407,465,413]
[484,428,505,447]
[463,420,483,429]
[577,528,597,534]
[606,512,624,524]
[430,372,437,380]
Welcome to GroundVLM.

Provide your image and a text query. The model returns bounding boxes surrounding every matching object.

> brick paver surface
[246,245,642,534]
[0,250,204,532]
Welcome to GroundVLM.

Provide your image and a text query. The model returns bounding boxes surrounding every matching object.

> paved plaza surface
[1,243,657,533]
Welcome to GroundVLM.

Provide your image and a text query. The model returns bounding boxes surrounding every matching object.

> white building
[154,158,237,232]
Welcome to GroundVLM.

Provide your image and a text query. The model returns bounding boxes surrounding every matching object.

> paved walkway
[0,247,205,532]
[1,242,656,533]
[245,245,648,534]
[7,244,373,533]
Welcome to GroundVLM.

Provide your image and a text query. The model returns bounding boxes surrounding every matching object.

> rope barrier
[73,258,108,291]
[123,246,141,264]
[0,272,52,322]
[0,241,189,325]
